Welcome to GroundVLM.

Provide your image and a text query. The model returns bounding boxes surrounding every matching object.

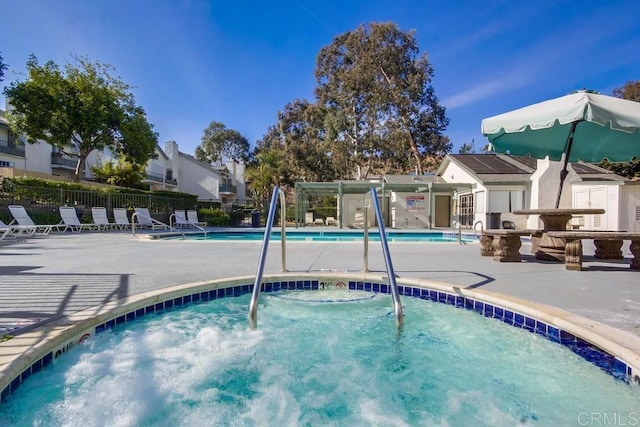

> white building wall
[440,162,478,184]
[391,192,429,228]
[25,142,53,174]
[177,156,220,200]
[620,184,640,232]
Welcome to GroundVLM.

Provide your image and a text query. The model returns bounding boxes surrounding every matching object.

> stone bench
[546,231,640,271]
[480,229,538,262]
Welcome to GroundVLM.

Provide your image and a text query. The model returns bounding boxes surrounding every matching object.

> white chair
[187,210,206,227]
[91,207,116,230]
[172,210,190,228]
[8,205,56,235]
[134,208,170,230]
[0,219,36,238]
[325,216,338,226]
[59,207,97,232]
[113,208,132,230]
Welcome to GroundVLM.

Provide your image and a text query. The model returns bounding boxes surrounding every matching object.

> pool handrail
[364,188,404,331]
[169,212,208,237]
[248,186,287,330]
[131,211,185,239]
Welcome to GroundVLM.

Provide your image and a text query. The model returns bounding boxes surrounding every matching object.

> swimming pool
[162,230,476,242]
[1,277,639,425]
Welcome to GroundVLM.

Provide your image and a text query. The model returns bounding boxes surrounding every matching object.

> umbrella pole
[555,120,580,209]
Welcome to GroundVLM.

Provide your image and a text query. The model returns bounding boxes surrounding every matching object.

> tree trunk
[74,155,86,183]
[379,66,424,175]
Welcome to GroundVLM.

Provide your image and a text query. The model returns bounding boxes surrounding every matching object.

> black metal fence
[0,183,198,224]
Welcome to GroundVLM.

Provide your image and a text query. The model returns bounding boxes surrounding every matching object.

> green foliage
[613,81,640,102]
[196,121,250,164]
[3,176,198,211]
[198,208,230,226]
[0,52,7,83]
[91,159,147,189]
[3,54,158,182]
[315,22,450,178]
[597,158,640,180]
[602,82,640,177]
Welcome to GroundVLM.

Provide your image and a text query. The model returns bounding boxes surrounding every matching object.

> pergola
[294,177,473,229]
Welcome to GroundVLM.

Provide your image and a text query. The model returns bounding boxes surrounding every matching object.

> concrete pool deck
[0,228,638,339]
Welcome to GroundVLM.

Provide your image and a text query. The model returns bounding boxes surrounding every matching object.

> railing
[248,186,287,330]
[169,213,207,236]
[473,220,484,236]
[50,154,78,168]
[362,188,403,331]
[145,173,178,186]
[218,184,237,194]
[0,139,25,157]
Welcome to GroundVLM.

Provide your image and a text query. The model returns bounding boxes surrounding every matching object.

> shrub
[199,208,230,226]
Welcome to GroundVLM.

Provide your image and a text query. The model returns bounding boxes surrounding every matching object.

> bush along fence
[0,177,198,226]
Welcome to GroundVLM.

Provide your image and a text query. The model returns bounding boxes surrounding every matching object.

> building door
[434,195,451,227]
[574,187,606,229]
[459,193,474,227]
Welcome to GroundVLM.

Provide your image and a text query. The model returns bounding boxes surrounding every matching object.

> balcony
[219,184,237,194]
[0,139,25,157]
[145,173,177,186]
[51,153,78,169]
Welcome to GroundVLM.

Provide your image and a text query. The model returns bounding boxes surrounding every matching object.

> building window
[459,194,474,227]
[489,190,524,212]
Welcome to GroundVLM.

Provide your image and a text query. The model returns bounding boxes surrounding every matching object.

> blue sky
[3,0,639,157]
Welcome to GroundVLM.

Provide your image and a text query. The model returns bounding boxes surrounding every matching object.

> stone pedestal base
[493,235,523,262]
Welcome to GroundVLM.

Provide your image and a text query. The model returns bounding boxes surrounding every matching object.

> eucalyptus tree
[258,99,337,183]
[0,53,7,83]
[613,80,640,103]
[4,55,158,182]
[315,22,449,179]
[195,121,249,164]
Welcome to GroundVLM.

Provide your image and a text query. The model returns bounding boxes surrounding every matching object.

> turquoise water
[167,230,473,242]
[1,291,639,426]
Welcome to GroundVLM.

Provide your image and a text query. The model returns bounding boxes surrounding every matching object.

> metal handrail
[169,213,208,237]
[473,220,484,236]
[363,188,404,330]
[131,212,183,239]
[248,187,287,330]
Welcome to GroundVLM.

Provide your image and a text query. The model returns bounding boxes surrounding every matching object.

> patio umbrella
[481,90,640,207]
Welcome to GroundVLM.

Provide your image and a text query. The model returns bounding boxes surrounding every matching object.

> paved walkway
[0,229,638,338]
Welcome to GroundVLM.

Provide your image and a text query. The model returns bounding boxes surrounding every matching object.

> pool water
[168,230,473,242]
[1,291,638,426]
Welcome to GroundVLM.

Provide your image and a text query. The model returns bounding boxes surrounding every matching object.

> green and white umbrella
[482,90,640,207]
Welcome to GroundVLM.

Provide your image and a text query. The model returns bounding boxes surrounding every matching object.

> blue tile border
[2,279,639,404]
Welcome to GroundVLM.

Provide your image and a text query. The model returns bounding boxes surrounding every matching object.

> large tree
[612,80,640,102]
[257,99,337,183]
[0,53,7,83]
[3,55,158,182]
[195,121,249,164]
[315,22,449,179]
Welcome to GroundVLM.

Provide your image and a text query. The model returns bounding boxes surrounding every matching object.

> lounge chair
[172,210,190,228]
[134,207,171,230]
[91,207,117,230]
[314,218,325,225]
[187,210,206,227]
[113,208,132,230]
[8,205,56,235]
[325,216,338,226]
[59,207,97,232]
[0,219,36,238]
